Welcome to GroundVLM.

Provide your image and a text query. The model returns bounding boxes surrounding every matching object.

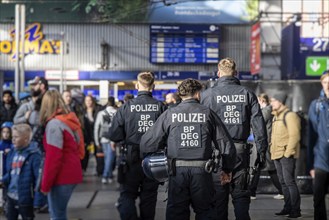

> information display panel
[300,38,329,53]
[150,24,220,64]
[300,37,329,77]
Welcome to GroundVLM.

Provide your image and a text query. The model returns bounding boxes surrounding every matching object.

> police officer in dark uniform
[201,58,267,220]
[109,72,166,220]
[140,78,236,220]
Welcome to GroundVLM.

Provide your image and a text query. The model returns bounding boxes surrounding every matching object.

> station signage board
[150,24,220,64]
[45,70,79,80]
[306,57,329,76]
[300,38,329,53]
[300,37,329,78]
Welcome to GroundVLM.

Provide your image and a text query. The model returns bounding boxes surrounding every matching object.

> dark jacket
[140,99,236,172]
[308,90,329,172]
[200,76,267,155]
[260,105,275,171]
[83,106,101,145]
[0,139,13,175]
[109,91,166,146]
[3,142,43,207]
[0,101,18,125]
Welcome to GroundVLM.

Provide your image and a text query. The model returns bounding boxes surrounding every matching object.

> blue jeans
[274,157,301,214]
[48,184,76,220]
[102,142,116,179]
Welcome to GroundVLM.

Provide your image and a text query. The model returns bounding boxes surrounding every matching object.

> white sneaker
[250,196,256,200]
[101,178,107,184]
[273,194,284,200]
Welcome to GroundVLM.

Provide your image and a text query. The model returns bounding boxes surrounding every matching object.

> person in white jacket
[94,97,117,184]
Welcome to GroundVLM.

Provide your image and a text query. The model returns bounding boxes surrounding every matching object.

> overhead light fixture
[117,82,125,86]
[295,21,302,27]
[293,13,302,26]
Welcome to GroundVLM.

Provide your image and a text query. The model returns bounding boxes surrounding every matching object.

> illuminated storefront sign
[0,23,61,60]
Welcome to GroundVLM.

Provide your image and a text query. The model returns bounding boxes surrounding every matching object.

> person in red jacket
[39,90,84,220]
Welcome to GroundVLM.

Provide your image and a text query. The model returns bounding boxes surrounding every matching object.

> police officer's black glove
[258,152,266,170]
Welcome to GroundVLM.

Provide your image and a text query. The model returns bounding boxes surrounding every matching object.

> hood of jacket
[55,112,81,132]
[319,89,329,100]
[24,141,40,154]
[9,141,39,159]
[54,111,85,159]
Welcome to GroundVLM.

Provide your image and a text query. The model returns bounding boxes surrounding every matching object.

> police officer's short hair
[218,57,237,76]
[178,78,202,97]
[137,72,155,89]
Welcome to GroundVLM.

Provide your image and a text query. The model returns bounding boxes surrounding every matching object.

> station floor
[3,157,328,220]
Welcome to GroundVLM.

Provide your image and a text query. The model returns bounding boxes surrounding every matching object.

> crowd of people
[0,59,327,220]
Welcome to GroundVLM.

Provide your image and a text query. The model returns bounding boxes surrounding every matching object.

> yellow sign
[0,23,61,60]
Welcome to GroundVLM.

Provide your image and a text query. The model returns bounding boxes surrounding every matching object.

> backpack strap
[312,97,327,123]
[282,110,291,128]
[103,109,112,123]
[315,98,325,121]
[104,109,110,116]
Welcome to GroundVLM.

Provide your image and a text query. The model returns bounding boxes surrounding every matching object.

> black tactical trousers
[313,168,329,220]
[167,167,215,220]
[117,150,159,220]
[213,143,251,220]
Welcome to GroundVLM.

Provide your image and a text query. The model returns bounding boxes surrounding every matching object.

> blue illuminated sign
[150,24,220,64]
[148,1,258,24]
[300,38,329,52]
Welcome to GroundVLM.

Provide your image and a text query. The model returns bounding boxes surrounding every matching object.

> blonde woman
[39,90,84,220]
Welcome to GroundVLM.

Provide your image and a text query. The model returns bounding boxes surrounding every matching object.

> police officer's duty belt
[175,160,207,167]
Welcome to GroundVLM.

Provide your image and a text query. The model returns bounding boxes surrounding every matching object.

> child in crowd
[0,122,14,211]
[0,122,13,176]
[1,124,42,220]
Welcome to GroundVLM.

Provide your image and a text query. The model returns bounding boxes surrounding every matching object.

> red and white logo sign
[250,22,261,75]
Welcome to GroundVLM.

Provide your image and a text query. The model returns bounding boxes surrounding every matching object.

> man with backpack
[270,92,301,219]
[94,97,117,184]
[308,70,329,220]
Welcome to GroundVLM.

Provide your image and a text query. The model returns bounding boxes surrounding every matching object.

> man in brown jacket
[270,92,301,219]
